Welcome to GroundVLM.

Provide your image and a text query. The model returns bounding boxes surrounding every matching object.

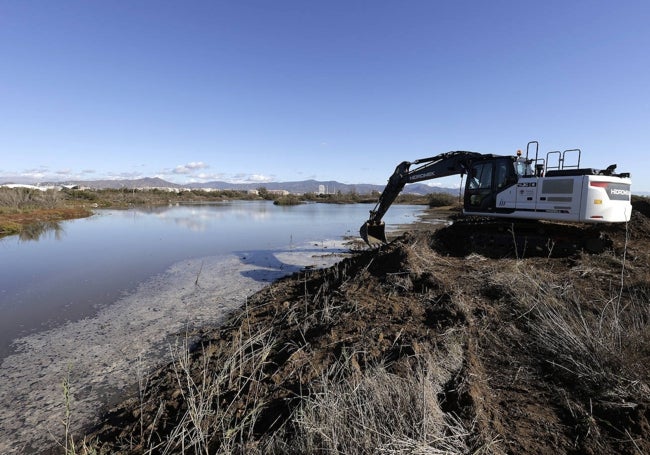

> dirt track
[80,201,650,454]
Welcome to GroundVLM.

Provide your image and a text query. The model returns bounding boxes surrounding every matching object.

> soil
[72,202,650,453]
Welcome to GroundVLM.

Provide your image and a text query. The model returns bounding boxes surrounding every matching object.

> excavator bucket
[360,221,387,245]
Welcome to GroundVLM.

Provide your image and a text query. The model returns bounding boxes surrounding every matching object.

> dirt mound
[78,201,650,454]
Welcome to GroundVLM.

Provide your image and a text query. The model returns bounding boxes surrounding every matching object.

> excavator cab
[464,156,518,212]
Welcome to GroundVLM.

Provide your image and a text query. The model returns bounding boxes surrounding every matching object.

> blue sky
[1,1,649,190]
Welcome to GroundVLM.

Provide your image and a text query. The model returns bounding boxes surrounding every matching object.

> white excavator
[361,141,632,252]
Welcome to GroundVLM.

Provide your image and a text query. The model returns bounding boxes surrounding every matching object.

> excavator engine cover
[360,221,387,245]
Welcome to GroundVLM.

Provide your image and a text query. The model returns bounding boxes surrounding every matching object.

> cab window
[515,158,533,177]
[496,160,509,189]
[469,162,493,190]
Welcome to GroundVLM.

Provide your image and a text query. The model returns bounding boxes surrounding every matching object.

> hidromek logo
[413,171,437,179]
[607,183,632,200]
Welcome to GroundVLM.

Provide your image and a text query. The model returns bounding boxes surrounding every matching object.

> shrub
[428,192,457,207]
[66,189,98,202]
[273,194,302,206]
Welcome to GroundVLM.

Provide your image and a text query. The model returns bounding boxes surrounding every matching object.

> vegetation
[0,186,64,210]
[0,185,446,238]
[0,187,92,238]
[63,188,259,208]
[273,194,302,206]
[301,190,436,205]
[0,187,260,237]
[428,191,459,207]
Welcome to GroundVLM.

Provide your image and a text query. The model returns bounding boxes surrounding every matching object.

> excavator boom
[360,151,482,244]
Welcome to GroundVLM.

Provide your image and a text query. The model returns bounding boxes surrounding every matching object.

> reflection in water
[0,201,425,359]
[160,204,272,232]
[19,221,63,241]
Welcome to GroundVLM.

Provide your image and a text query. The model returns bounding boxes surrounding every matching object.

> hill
[185,179,456,195]
[32,177,456,195]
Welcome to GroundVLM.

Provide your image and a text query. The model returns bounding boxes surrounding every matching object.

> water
[0,201,424,357]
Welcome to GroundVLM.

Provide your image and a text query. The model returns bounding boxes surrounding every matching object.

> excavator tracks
[431,217,613,258]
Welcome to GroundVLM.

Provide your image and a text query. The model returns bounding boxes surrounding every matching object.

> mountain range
[34,177,459,195]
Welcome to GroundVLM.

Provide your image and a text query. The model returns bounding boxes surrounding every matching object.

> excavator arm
[360,151,482,245]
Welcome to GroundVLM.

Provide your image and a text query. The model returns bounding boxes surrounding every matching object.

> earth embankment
[83,201,650,454]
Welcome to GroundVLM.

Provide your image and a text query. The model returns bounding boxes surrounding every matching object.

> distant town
[0,177,457,196]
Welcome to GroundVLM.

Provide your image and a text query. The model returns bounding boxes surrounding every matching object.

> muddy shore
[0,240,350,454]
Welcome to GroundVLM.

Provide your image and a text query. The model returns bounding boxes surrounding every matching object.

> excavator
[360,141,632,254]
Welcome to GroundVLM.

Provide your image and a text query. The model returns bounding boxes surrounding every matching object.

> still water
[0,201,424,356]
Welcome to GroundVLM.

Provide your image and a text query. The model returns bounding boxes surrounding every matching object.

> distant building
[0,183,60,191]
[318,184,325,194]
[267,189,290,196]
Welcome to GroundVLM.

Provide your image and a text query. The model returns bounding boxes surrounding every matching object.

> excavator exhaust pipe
[360,221,387,245]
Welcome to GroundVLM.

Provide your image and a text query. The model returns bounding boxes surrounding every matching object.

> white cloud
[0,167,103,183]
[22,171,47,180]
[229,173,274,184]
[173,161,209,175]
[195,172,227,181]
[248,174,273,182]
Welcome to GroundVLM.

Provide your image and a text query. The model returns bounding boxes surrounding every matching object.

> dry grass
[0,186,62,210]
[486,257,650,400]
[544,288,648,397]
[55,368,100,455]
[94,330,473,455]
[151,327,276,454]
[285,352,469,455]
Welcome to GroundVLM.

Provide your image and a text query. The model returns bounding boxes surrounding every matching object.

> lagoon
[0,201,424,358]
